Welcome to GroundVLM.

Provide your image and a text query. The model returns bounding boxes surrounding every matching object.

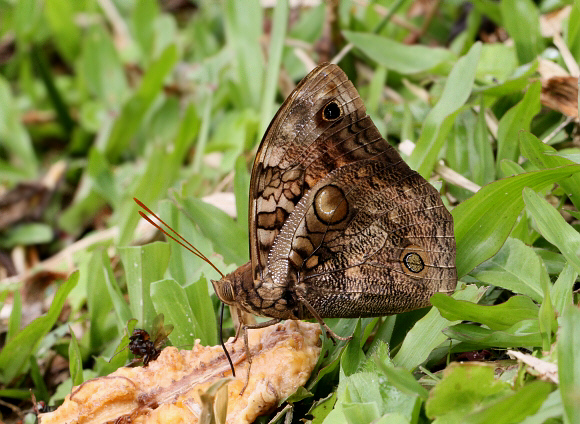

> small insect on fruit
[110,314,173,368]
[128,313,173,367]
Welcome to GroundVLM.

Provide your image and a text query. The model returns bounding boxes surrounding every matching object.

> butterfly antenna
[220,302,236,377]
[134,198,225,278]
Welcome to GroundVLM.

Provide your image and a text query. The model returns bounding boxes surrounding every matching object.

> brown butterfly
[137,62,456,380]
[211,63,456,334]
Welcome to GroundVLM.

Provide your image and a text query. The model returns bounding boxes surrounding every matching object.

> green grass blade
[409,42,482,178]
[432,293,539,331]
[150,278,198,347]
[104,45,178,161]
[6,291,21,342]
[559,305,580,422]
[551,264,577,316]
[68,326,83,386]
[452,165,580,277]
[258,0,288,138]
[0,272,78,383]
[343,31,455,74]
[523,187,580,275]
[500,0,544,64]
[495,82,540,171]
[520,131,580,210]
[119,242,171,331]
[469,237,546,302]
[392,284,485,370]
[464,381,553,424]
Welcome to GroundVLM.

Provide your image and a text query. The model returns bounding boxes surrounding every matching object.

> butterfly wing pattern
[212,63,456,323]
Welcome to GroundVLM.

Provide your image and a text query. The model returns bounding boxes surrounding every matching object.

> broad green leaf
[309,318,375,391]
[118,143,183,245]
[119,242,171,332]
[475,43,518,83]
[410,42,481,178]
[131,0,159,59]
[523,188,580,275]
[150,279,197,347]
[432,293,539,331]
[520,131,580,210]
[551,152,580,163]
[160,200,221,285]
[472,0,502,25]
[0,272,78,383]
[495,81,540,170]
[538,259,555,351]
[343,31,455,74]
[443,319,542,348]
[558,305,580,422]
[452,165,580,277]
[372,413,409,424]
[68,327,83,386]
[392,284,485,369]
[470,237,546,302]
[464,381,553,424]
[500,0,543,64]
[475,62,537,97]
[426,363,511,420]
[309,392,336,424]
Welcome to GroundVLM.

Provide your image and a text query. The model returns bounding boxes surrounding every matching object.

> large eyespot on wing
[399,244,429,278]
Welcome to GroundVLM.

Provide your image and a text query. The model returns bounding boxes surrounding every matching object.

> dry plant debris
[39,320,321,424]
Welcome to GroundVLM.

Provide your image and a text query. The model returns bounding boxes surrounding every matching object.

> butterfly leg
[296,292,352,343]
[232,307,257,343]
[239,318,281,395]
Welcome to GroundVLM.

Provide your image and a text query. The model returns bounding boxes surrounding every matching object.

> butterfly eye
[322,101,342,121]
[212,279,235,304]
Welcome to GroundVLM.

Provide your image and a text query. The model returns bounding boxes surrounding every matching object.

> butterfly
[211,63,457,334]
[137,62,456,380]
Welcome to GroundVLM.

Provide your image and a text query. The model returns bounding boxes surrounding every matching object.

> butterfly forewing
[250,64,399,283]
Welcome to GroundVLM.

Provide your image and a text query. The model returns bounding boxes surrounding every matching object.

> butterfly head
[210,261,253,309]
[211,276,235,305]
